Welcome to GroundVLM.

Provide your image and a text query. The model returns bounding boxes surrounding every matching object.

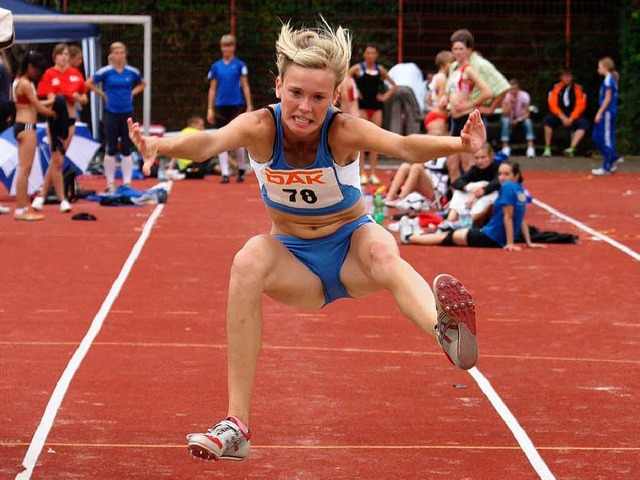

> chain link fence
[27,1,625,139]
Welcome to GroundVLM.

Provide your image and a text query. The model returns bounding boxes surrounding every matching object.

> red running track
[0,169,638,479]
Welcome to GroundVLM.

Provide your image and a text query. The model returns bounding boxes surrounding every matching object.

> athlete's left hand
[460,110,486,153]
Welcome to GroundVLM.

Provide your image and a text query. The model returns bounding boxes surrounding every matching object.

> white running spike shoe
[187,416,251,461]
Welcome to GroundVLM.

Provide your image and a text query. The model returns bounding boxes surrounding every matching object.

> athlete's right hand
[127,118,159,176]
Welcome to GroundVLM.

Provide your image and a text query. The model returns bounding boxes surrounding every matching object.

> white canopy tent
[11,13,152,135]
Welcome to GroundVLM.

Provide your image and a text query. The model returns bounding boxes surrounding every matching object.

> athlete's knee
[231,235,275,283]
[367,239,400,271]
[397,162,410,174]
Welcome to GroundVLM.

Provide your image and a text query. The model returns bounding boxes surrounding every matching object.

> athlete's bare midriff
[14,102,38,124]
[268,200,367,239]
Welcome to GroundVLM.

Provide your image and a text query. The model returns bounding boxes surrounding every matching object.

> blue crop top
[250,103,361,216]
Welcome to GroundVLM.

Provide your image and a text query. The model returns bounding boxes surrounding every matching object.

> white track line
[467,198,640,480]
[533,198,640,261]
[16,205,164,480]
[468,368,556,479]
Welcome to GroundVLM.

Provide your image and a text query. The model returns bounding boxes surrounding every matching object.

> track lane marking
[15,205,165,480]
[466,199,640,478]
[532,199,640,261]
[468,367,555,479]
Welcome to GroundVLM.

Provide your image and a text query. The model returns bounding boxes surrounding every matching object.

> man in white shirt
[385,62,426,135]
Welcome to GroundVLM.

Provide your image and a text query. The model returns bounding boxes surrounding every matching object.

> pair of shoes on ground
[221,170,246,184]
[502,146,535,158]
[186,274,477,463]
[31,196,72,213]
[544,146,575,158]
[398,215,423,244]
[389,192,433,214]
[360,173,381,186]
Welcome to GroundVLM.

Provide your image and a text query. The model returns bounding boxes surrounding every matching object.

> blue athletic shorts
[275,215,374,305]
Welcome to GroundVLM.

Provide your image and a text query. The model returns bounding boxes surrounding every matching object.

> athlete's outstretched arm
[127,113,259,175]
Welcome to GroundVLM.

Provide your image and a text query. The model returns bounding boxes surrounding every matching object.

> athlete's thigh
[371,109,383,126]
[63,125,76,151]
[244,234,325,309]
[17,130,37,169]
[339,222,399,297]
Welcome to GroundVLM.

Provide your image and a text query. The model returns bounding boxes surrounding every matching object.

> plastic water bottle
[459,206,473,228]
[157,156,166,181]
[374,193,385,224]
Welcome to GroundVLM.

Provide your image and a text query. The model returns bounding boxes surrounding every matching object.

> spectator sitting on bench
[542,69,589,158]
[500,79,536,158]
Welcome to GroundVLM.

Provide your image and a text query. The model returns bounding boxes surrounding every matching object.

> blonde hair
[275,17,352,86]
[109,42,127,54]
[599,56,619,82]
[220,34,236,45]
[108,42,127,65]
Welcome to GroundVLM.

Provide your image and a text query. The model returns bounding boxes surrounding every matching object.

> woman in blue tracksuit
[86,42,146,192]
[128,18,486,462]
[591,57,621,176]
[401,160,545,252]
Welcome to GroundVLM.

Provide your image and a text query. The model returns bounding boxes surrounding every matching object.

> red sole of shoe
[434,274,478,369]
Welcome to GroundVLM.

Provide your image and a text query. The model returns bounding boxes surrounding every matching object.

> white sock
[121,155,133,185]
[104,154,116,185]
[218,151,230,176]
[235,148,246,170]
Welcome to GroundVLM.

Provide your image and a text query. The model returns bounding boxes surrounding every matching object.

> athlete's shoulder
[501,181,522,194]
[234,106,274,133]
[124,65,142,76]
[95,65,114,75]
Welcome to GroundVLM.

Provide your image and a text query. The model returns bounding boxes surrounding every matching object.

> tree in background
[618,0,640,154]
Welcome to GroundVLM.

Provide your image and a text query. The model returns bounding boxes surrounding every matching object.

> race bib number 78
[260,167,344,210]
